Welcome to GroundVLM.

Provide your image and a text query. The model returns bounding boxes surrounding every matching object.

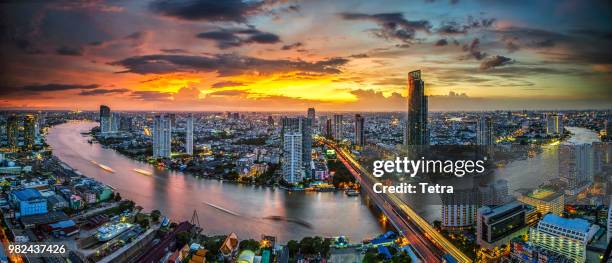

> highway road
[324,140,472,263]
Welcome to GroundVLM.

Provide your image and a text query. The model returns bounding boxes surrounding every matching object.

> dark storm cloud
[281,42,303,50]
[211,81,244,88]
[339,12,431,43]
[23,83,98,92]
[480,55,514,70]
[462,38,487,60]
[149,0,263,22]
[111,54,349,76]
[196,27,280,49]
[0,83,99,97]
[435,39,448,46]
[436,17,495,35]
[78,88,130,96]
[494,26,612,65]
[56,46,83,56]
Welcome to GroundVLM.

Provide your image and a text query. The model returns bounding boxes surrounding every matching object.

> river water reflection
[47,121,385,242]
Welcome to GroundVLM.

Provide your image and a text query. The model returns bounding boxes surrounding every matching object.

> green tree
[239,239,260,251]
[286,240,300,258]
[176,231,191,248]
[114,192,122,202]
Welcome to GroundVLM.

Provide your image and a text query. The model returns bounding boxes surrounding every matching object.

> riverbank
[46,121,385,242]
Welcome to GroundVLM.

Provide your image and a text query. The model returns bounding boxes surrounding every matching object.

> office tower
[517,187,564,216]
[282,132,303,184]
[318,115,328,134]
[404,70,428,145]
[153,115,172,158]
[119,116,133,131]
[185,114,194,155]
[7,115,18,151]
[354,114,365,147]
[477,202,535,249]
[476,116,494,145]
[282,117,312,180]
[559,145,593,195]
[530,214,593,262]
[99,105,112,134]
[169,113,177,126]
[441,189,478,230]
[111,112,120,132]
[307,108,316,128]
[332,114,343,140]
[23,115,36,150]
[325,119,332,139]
[546,113,563,135]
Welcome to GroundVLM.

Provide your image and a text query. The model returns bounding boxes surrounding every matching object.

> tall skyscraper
[7,115,18,151]
[332,114,343,141]
[546,113,564,135]
[282,131,303,184]
[111,112,120,132]
[281,117,312,180]
[476,116,494,145]
[318,115,328,134]
[325,118,332,139]
[119,116,133,131]
[441,189,478,230]
[530,214,592,262]
[185,114,194,155]
[354,114,365,147]
[99,105,112,134]
[153,115,172,158]
[307,108,316,128]
[23,115,37,150]
[559,145,593,195]
[404,70,428,145]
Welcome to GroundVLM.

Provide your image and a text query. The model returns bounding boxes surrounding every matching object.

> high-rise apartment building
[185,114,194,155]
[476,116,494,145]
[354,114,365,147]
[441,189,478,229]
[23,115,36,150]
[281,117,312,181]
[559,145,593,195]
[282,132,303,184]
[404,70,428,145]
[153,115,172,158]
[99,105,112,134]
[530,214,593,262]
[7,115,19,151]
[307,108,316,128]
[111,112,120,132]
[332,114,343,141]
[546,113,564,135]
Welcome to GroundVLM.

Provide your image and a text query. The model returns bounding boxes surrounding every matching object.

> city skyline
[1,0,611,111]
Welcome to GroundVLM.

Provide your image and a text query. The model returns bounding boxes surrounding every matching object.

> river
[46,122,601,241]
[46,121,385,242]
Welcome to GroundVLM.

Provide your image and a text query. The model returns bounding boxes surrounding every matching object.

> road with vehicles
[323,139,472,263]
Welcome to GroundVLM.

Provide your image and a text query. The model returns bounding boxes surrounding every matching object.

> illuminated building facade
[153,114,172,158]
[529,214,593,262]
[354,114,365,147]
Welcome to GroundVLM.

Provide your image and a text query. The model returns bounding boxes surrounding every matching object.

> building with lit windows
[282,132,303,184]
[307,108,316,128]
[404,70,428,146]
[153,115,172,158]
[185,114,193,155]
[23,114,37,149]
[11,188,48,218]
[354,114,365,147]
[476,116,493,145]
[477,201,536,249]
[517,187,564,216]
[282,117,312,179]
[529,214,596,263]
[332,114,343,141]
[546,113,563,135]
[441,189,478,229]
[7,115,18,151]
[99,105,112,134]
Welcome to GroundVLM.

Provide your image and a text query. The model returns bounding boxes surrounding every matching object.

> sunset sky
[0,0,610,111]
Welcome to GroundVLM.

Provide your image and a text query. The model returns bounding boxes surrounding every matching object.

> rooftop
[13,188,42,201]
[541,214,591,233]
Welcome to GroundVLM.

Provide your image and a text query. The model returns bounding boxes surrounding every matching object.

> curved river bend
[47,121,384,242]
